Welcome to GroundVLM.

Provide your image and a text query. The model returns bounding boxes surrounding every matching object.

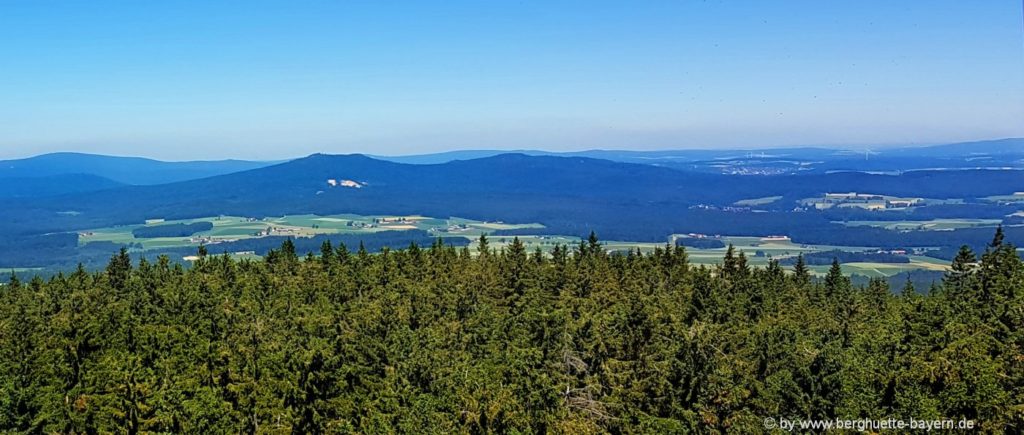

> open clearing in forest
[76,214,953,278]
[483,234,949,277]
[837,218,1002,231]
[734,196,782,206]
[3,267,44,274]
[78,214,545,251]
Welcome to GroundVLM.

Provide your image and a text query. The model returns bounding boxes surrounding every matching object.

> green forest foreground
[1,229,1022,434]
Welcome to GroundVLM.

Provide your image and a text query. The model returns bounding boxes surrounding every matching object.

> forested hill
[4,153,1023,238]
[0,174,124,198]
[0,152,274,185]
[1,230,1021,432]
[375,138,1024,172]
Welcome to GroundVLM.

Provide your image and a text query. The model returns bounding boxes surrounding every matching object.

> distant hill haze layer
[3,152,1022,241]
[0,152,275,185]
[2,138,1021,196]
[373,138,1024,174]
[2,141,1023,273]
[0,174,124,199]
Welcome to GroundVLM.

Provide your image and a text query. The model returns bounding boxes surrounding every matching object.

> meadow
[837,218,1002,231]
[473,234,947,278]
[76,214,954,278]
[733,195,782,206]
[79,214,543,251]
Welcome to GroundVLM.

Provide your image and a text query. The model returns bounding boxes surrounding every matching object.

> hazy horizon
[2,136,1023,162]
[2,1,1022,160]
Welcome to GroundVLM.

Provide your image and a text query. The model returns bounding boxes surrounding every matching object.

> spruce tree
[587,231,601,256]
[735,250,750,278]
[282,238,297,261]
[335,242,350,264]
[106,247,132,290]
[824,258,847,296]
[793,253,810,285]
[320,239,334,266]
[946,245,977,297]
[477,234,490,258]
[990,224,1004,248]
[901,275,917,297]
[765,258,784,280]
[722,244,738,277]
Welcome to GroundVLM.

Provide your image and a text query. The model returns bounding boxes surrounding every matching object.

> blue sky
[1,1,1022,160]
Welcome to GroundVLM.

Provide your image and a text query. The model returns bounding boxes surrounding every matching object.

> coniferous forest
[1,229,1021,434]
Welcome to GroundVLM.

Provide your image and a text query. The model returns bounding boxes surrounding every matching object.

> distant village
[809,192,924,210]
[326,179,365,189]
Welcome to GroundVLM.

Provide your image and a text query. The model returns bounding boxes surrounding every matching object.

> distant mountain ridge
[0,174,124,199]
[371,147,838,165]
[885,138,1024,157]
[2,151,1023,272]
[372,138,1024,174]
[5,137,1020,188]
[0,152,277,185]
[5,152,1023,238]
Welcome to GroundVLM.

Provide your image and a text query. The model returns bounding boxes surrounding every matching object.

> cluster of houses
[445,223,471,232]
[685,233,722,239]
[326,179,365,189]
[252,226,300,237]
[346,221,376,229]
[689,204,752,212]
[812,192,923,210]
[184,250,256,262]
[188,236,239,245]
[373,217,409,224]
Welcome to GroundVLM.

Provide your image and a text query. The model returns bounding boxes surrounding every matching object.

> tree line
[1,229,1021,433]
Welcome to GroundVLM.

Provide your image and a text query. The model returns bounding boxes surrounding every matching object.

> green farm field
[985,193,1024,202]
[480,234,948,277]
[836,218,1003,231]
[810,256,950,278]
[733,195,782,206]
[77,214,952,278]
[78,214,544,251]
[1,267,44,275]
